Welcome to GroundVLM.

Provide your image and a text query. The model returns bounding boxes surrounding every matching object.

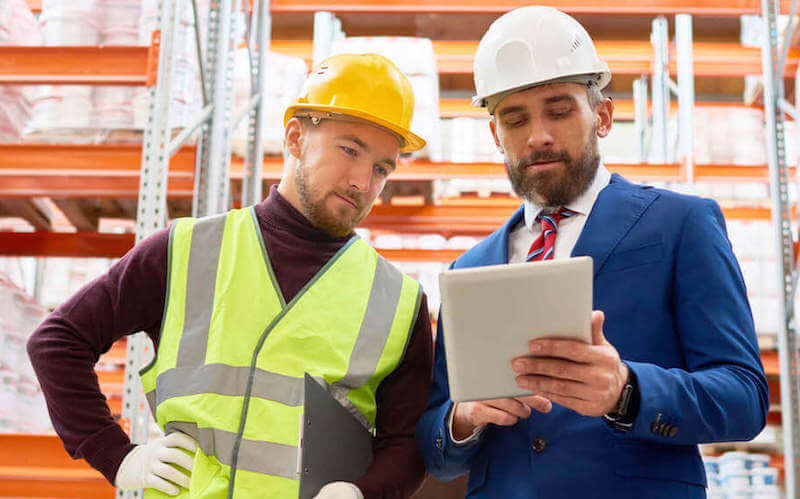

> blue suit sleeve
[623,199,769,444]
[416,307,484,481]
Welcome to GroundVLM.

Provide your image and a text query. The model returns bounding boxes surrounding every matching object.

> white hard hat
[473,6,611,113]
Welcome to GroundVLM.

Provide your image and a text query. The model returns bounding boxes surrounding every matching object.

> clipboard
[298,374,373,499]
[439,256,593,403]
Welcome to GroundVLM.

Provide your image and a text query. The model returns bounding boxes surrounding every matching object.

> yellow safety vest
[139,207,421,498]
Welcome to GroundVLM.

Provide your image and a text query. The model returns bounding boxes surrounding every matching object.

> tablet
[439,256,593,403]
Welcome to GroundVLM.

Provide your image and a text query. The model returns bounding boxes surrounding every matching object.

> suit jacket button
[435,436,443,451]
[532,438,547,453]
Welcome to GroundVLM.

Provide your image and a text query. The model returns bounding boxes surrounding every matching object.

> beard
[505,127,600,208]
[294,157,369,238]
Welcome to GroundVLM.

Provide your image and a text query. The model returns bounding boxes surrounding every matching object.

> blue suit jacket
[416,174,769,498]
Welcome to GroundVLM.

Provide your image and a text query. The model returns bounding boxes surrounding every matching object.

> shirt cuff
[447,403,485,446]
[76,423,136,485]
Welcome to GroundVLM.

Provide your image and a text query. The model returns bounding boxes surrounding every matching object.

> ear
[596,98,614,138]
[489,118,503,153]
[284,117,305,159]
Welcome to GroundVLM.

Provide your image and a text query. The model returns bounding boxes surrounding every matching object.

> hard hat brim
[284,104,427,154]
[473,69,612,111]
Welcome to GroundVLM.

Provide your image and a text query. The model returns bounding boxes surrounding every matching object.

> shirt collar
[523,163,611,230]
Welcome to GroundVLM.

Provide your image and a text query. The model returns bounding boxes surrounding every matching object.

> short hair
[586,81,604,109]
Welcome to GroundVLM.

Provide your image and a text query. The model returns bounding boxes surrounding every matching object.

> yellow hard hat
[284,53,426,153]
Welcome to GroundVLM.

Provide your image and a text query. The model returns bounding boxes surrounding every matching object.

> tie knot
[535,207,577,228]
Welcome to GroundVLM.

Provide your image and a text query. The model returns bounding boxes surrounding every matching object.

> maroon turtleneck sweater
[27,186,433,498]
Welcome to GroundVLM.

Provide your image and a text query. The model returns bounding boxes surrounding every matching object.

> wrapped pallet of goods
[230,47,308,157]
[27,0,98,137]
[0,0,42,142]
[0,275,51,434]
[93,0,142,130]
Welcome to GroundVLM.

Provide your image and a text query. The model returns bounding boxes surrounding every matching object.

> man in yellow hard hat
[28,53,433,499]
[417,6,768,498]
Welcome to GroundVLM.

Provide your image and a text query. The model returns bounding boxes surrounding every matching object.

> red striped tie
[526,208,578,262]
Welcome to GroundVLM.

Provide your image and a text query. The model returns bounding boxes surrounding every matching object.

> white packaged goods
[94,87,136,129]
[134,0,208,129]
[35,258,113,310]
[329,37,441,160]
[0,274,51,434]
[704,456,720,476]
[722,473,752,490]
[707,451,783,495]
[230,48,308,157]
[40,0,100,45]
[748,454,771,469]
[750,467,779,487]
[29,86,94,129]
[0,0,42,141]
[100,0,140,44]
[27,0,99,133]
[440,117,502,164]
[91,0,142,128]
[0,0,42,46]
[720,451,750,476]
[0,87,33,141]
[751,485,782,499]
[693,107,768,166]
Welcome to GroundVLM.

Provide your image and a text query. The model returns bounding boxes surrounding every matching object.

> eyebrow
[336,134,370,152]
[544,94,577,105]
[496,105,527,118]
[496,94,577,117]
[336,134,397,172]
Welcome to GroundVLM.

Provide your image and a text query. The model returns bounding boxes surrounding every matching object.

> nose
[527,119,555,150]
[348,162,372,192]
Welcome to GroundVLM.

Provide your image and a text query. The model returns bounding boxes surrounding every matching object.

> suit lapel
[490,205,525,265]
[572,174,659,276]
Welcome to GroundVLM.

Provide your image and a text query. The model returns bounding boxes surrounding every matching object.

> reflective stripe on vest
[139,206,421,497]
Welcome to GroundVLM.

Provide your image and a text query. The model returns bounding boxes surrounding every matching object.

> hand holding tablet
[439,256,593,403]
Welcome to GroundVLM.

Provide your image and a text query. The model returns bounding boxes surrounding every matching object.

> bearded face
[504,124,600,207]
[294,154,371,238]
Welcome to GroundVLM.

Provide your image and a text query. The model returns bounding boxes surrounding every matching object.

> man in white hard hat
[416,6,768,497]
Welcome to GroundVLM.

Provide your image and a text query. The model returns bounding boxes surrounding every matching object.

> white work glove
[313,482,364,499]
[115,432,198,496]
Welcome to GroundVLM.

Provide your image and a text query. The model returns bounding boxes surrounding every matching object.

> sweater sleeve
[26,228,170,484]
[354,295,434,499]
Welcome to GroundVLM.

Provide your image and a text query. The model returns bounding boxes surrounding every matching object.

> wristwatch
[603,363,639,432]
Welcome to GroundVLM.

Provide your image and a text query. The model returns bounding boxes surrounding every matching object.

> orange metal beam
[0,144,787,198]
[269,0,794,15]
[30,0,786,16]
[0,434,114,498]
[0,46,150,85]
[0,231,463,261]
[0,232,136,258]
[0,144,194,198]
[272,40,797,77]
[99,339,128,365]
[612,99,764,121]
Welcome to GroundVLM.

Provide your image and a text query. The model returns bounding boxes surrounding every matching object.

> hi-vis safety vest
[139,207,422,498]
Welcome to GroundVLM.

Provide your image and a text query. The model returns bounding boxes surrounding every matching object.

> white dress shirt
[448,164,611,445]
[508,164,611,263]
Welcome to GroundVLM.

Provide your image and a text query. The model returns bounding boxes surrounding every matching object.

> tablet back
[439,256,593,403]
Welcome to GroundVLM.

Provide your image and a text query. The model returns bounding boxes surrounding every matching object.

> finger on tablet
[515,395,552,414]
